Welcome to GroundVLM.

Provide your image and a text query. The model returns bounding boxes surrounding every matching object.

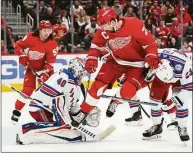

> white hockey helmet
[68,57,86,79]
[155,59,174,83]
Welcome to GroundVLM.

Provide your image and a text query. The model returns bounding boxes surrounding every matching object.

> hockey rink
[2,87,192,152]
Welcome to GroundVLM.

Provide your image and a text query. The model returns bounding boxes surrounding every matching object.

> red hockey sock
[81,101,95,113]
[15,100,25,111]
[120,81,137,99]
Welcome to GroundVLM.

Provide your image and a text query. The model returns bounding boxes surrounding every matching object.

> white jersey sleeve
[181,60,193,91]
[171,60,193,107]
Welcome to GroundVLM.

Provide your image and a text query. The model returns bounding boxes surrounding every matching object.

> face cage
[69,65,86,79]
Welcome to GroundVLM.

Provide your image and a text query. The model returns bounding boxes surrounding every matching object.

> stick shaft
[100,95,158,106]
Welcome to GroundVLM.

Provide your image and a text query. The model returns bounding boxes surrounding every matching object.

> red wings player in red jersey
[11,20,58,124]
[70,7,160,127]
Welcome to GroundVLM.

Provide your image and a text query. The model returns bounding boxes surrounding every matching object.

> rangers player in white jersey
[16,58,101,145]
[106,48,192,142]
[142,48,192,142]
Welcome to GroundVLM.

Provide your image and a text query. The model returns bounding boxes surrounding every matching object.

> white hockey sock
[150,98,163,125]
[176,108,188,128]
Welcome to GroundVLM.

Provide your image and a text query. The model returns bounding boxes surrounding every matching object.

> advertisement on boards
[1,54,103,92]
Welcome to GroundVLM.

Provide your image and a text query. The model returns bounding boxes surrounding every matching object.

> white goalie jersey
[29,69,82,114]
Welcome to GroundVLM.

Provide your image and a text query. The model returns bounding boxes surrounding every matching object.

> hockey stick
[139,104,151,118]
[3,82,116,141]
[100,95,158,106]
[3,82,53,112]
[137,83,152,119]
[27,62,41,77]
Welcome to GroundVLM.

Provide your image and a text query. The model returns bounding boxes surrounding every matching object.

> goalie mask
[68,58,86,79]
[155,59,174,83]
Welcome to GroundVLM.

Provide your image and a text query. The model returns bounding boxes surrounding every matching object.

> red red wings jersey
[15,32,58,71]
[89,17,158,67]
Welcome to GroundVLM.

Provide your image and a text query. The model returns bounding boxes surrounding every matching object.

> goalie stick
[100,95,158,106]
[3,82,116,141]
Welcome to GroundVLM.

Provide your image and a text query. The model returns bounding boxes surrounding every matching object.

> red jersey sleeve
[130,18,158,57]
[88,29,107,57]
[44,40,58,71]
[14,32,33,55]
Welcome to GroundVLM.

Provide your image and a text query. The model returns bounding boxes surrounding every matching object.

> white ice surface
[2,87,192,152]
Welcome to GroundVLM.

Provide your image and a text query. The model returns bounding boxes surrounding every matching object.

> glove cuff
[145,53,157,59]
[86,56,98,61]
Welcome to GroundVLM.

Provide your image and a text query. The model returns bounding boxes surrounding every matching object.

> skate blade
[125,119,143,126]
[142,134,161,140]
[182,141,189,146]
[11,120,17,125]
[16,134,23,145]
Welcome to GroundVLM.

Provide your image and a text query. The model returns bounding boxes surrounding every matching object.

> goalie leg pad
[18,124,84,144]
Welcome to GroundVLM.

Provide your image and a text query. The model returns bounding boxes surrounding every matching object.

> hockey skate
[142,118,164,140]
[16,133,23,145]
[106,100,118,118]
[11,110,21,125]
[125,107,143,126]
[178,126,190,143]
[167,120,178,130]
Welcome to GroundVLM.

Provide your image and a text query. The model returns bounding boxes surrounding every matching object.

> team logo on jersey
[175,64,183,71]
[108,36,132,51]
[29,50,45,60]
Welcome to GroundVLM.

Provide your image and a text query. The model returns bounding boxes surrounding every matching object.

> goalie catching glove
[71,106,101,127]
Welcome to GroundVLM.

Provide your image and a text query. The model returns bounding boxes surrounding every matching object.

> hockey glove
[162,96,183,113]
[85,56,98,73]
[37,71,50,84]
[145,55,160,69]
[143,67,156,82]
[19,55,28,67]
[117,74,126,87]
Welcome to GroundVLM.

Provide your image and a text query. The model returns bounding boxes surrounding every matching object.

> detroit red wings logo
[108,36,132,51]
[28,50,45,60]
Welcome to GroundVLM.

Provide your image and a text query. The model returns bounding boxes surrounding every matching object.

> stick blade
[97,125,116,141]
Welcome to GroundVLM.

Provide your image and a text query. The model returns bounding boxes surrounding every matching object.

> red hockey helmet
[52,24,59,33]
[97,7,118,25]
[39,20,52,29]
[53,24,67,35]
[58,24,67,33]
